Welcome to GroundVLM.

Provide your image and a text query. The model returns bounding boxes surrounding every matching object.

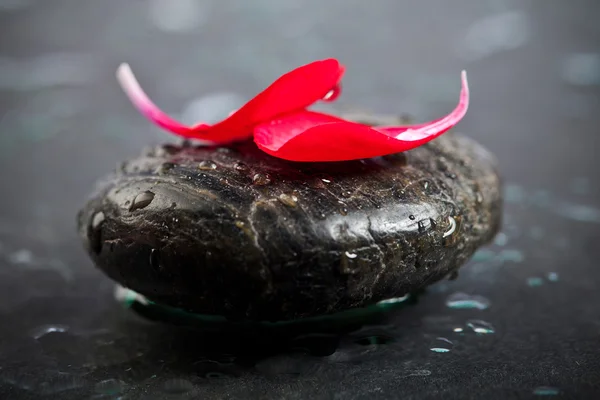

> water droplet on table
[529,226,545,240]
[94,379,127,396]
[461,11,530,61]
[129,191,155,211]
[472,249,496,263]
[557,203,600,223]
[8,249,33,264]
[446,292,490,310]
[39,373,86,395]
[561,53,600,86]
[570,177,590,195]
[505,184,526,203]
[0,0,31,11]
[546,272,559,282]
[430,337,453,353]
[162,378,194,394]
[533,386,560,396]
[148,0,209,33]
[405,370,431,377]
[30,324,69,339]
[494,232,508,246]
[527,277,544,287]
[466,319,495,334]
[497,249,524,263]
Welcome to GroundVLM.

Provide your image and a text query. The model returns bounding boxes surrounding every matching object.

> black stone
[77,131,502,321]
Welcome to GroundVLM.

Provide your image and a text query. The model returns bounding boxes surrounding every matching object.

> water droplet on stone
[533,386,560,396]
[377,294,409,305]
[198,160,217,170]
[345,251,358,259]
[417,219,432,232]
[149,248,161,271]
[162,378,194,394]
[409,214,416,220]
[443,216,457,238]
[341,190,352,198]
[94,379,127,396]
[475,192,484,203]
[278,193,298,207]
[321,178,331,183]
[453,327,464,333]
[446,292,491,310]
[466,319,495,334]
[339,207,348,216]
[129,191,155,211]
[234,162,249,172]
[30,324,69,339]
[252,173,271,186]
[527,277,544,287]
[91,211,105,230]
[156,162,176,174]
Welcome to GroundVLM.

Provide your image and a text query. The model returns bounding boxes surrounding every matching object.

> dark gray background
[1,0,599,399]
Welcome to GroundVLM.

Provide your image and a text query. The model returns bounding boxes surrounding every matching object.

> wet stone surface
[77,132,502,321]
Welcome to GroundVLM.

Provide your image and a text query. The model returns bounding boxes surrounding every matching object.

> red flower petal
[116,59,345,143]
[254,71,469,162]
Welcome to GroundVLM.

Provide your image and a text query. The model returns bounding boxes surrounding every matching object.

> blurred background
[0,0,599,399]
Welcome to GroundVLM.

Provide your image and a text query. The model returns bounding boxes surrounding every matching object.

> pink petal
[117,60,345,143]
[116,63,209,139]
[253,71,469,162]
